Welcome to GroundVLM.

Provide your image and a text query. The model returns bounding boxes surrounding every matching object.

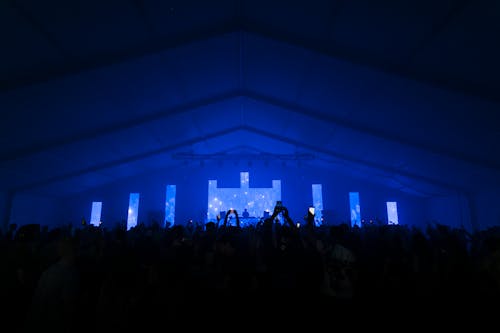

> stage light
[207,171,281,222]
[312,184,323,226]
[386,201,399,225]
[127,193,140,230]
[349,192,361,227]
[90,202,102,227]
[165,185,176,227]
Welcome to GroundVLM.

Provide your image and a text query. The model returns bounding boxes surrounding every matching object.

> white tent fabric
[1,1,499,229]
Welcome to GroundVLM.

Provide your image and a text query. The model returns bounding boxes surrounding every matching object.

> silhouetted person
[25,237,79,333]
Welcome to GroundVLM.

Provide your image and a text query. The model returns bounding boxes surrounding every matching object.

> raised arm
[222,209,241,229]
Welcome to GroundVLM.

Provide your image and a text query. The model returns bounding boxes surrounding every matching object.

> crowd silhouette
[1,204,500,331]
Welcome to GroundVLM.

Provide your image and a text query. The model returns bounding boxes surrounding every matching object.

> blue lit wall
[90,201,102,226]
[165,185,176,227]
[127,193,140,230]
[9,194,62,229]
[425,194,473,231]
[470,190,500,231]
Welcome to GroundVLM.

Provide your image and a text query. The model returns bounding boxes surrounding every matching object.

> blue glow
[127,193,140,231]
[240,171,250,188]
[207,172,281,224]
[349,192,361,227]
[165,185,176,227]
[386,201,399,225]
[90,201,102,227]
[312,184,323,226]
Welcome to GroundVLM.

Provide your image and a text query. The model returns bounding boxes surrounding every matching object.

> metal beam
[0,91,243,163]
[3,89,498,172]
[14,124,465,194]
[242,125,466,193]
[13,125,247,192]
[9,0,73,60]
[244,91,500,171]
[405,0,474,65]
[0,22,241,92]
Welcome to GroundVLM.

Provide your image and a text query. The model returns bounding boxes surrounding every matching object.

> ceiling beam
[13,124,465,194]
[405,0,474,65]
[12,125,246,192]
[0,22,241,92]
[244,91,500,171]
[8,0,74,60]
[242,125,466,193]
[3,89,498,172]
[0,91,243,163]
[3,23,497,103]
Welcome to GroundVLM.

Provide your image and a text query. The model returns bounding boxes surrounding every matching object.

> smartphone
[308,206,315,215]
[276,200,283,207]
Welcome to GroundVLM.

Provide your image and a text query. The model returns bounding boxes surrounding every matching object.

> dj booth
[222,216,261,227]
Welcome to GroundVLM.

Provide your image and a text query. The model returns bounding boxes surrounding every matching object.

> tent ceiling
[1,0,499,197]
[3,0,500,100]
